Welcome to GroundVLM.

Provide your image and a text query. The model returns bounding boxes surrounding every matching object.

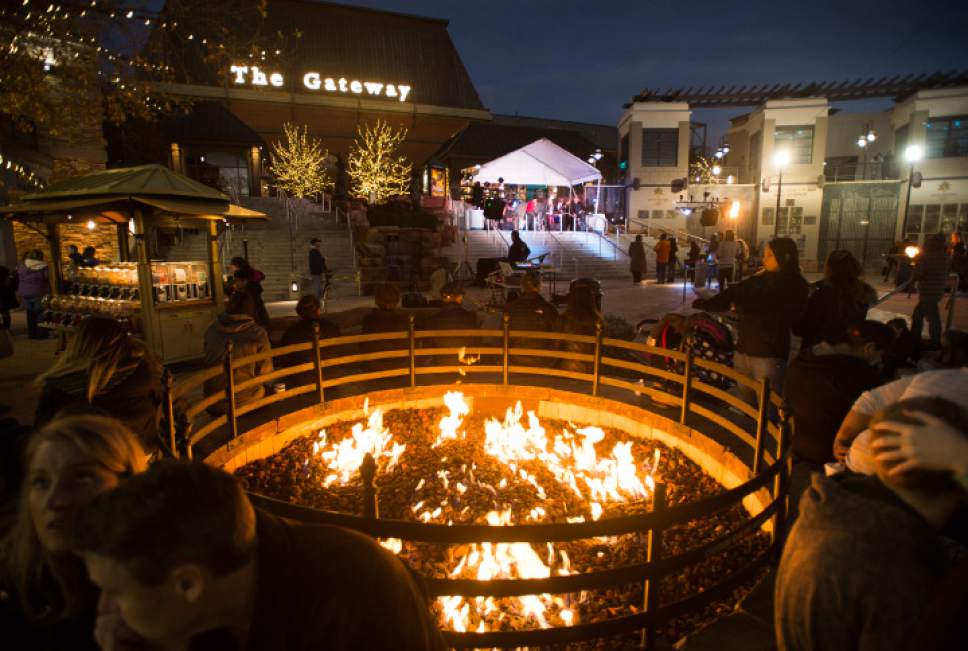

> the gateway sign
[229,65,412,102]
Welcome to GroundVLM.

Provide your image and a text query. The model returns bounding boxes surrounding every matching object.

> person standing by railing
[654,233,671,284]
[308,237,329,300]
[629,235,647,285]
[911,234,951,350]
[692,238,809,404]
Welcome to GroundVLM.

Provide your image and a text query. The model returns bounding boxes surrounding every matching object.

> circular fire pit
[203,384,783,649]
[171,326,788,649]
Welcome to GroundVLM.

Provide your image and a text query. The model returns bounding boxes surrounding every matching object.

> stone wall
[12,221,120,268]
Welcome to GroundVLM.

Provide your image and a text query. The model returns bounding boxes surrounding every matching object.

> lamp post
[900,144,923,241]
[856,125,876,179]
[772,149,790,238]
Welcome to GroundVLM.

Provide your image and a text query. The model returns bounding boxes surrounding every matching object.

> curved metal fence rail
[168,317,791,650]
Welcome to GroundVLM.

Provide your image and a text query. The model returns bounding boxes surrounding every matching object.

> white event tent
[472,138,602,187]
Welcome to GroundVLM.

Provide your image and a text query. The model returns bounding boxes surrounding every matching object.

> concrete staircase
[440,230,633,281]
[156,196,357,302]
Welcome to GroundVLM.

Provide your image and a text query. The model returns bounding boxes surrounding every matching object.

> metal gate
[819,181,900,270]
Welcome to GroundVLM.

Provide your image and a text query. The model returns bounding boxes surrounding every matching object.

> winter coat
[914,249,951,300]
[508,240,531,264]
[278,317,341,387]
[776,473,953,651]
[628,241,647,273]
[360,308,410,371]
[654,239,671,264]
[309,248,328,276]
[694,270,809,358]
[504,292,558,367]
[794,279,878,348]
[16,260,49,299]
[717,240,739,268]
[34,355,165,454]
[203,314,273,414]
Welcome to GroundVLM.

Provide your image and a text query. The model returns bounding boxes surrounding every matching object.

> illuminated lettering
[324,77,337,91]
[364,82,384,96]
[398,85,411,102]
[303,72,321,90]
[230,65,248,84]
[251,66,268,86]
[350,80,362,94]
[385,84,397,98]
[269,72,284,87]
[338,78,348,92]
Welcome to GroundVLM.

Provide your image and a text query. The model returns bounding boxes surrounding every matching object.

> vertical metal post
[360,452,379,519]
[753,377,771,475]
[162,368,177,458]
[641,482,666,650]
[408,313,416,387]
[592,319,604,396]
[772,405,791,548]
[223,341,238,439]
[679,350,694,425]
[502,313,510,385]
[312,322,325,404]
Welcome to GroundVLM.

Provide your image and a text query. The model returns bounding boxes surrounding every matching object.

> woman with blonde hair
[0,414,147,650]
[34,316,164,454]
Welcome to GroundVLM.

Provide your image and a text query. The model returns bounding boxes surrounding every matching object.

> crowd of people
[0,226,966,650]
[627,229,752,289]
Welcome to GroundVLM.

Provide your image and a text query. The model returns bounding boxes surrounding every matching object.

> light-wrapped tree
[268,122,332,198]
[347,119,412,203]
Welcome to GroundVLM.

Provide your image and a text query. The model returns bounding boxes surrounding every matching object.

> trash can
[569,278,603,311]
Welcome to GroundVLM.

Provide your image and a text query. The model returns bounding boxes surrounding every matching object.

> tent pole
[594,175,602,219]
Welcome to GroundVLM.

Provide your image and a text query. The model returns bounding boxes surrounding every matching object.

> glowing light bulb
[86,219,96,231]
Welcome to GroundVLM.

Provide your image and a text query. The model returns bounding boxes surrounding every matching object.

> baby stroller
[636,312,735,392]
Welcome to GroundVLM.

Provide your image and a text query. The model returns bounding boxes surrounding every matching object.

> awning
[473,138,602,186]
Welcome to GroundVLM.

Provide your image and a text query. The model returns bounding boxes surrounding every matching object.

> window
[637,210,649,220]
[620,133,630,171]
[774,126,814,164]
[641,128,679,167]
[925,116,968,158]
[762,208,774,225]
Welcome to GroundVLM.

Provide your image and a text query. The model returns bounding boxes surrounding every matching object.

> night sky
[343,0,967,141]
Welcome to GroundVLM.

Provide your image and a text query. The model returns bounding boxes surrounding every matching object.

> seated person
[71,460,445,650]
[783,320,894,467]
[278,295,341,387]
[558,286,601,374]
[775,397,968,651]
[0,415,147,651]
[507,230,531,266]
[503,271,558,368]
[833,367,968,473]
[202,292,273,415]
[420,283,478,366]
[360,283,410,372]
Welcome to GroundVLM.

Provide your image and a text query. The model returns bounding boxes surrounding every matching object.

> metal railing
[166,321,790,649]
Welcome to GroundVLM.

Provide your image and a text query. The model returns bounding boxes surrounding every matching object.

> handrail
[171,325,790,649]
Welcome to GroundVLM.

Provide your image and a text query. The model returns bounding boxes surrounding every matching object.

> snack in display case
[150,260,211,303]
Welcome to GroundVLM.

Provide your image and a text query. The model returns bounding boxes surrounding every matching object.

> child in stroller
[637,312,735,391]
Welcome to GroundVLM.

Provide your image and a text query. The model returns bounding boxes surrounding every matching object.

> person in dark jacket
[794,249,878,349]
[420,283,478,366]
[0,415,146,651]
[784,320,894,472]
[16,249,50,339]
[693,237,809,404]
[203,292,273,416]
[628,235,647,284]
[80,246,99,267]
[34,316,164,454]
[504,271,558,368]
[278,295,341,388]
[360,283,410,373]
[775,397,968,651]
[308,238,329,300]
[71,460,445,651]
[667,235,679,283]
[229,255,270,328]
[0,265,18,329]
[558,285,602,374]
[507,230,531,266]
[911,234,950,348]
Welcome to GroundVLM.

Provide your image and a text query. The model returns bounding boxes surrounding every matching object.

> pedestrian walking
[628,235,647,284]
[911,234,950,349]
[16,249,50,339]
[308,238,329,299]
[654,233,671,283]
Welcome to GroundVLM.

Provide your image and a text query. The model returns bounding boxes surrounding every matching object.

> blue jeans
[732,352,786,409]
[23,297,47,339]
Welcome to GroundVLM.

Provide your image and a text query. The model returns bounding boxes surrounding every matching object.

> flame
[435,391,470,447]
[312,405,406,487]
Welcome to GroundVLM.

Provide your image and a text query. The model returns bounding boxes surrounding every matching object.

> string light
[347,120,413,202]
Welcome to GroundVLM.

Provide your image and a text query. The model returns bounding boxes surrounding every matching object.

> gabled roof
[440,123,599,165]
[23,165,228,201]
[473,138,602,186]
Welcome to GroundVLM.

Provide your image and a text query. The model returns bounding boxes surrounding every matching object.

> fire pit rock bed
[235,400,769,648]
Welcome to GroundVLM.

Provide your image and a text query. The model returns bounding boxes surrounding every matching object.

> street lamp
[900,144,923,240]
[711,164,722,177]
[772,149,790,237]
